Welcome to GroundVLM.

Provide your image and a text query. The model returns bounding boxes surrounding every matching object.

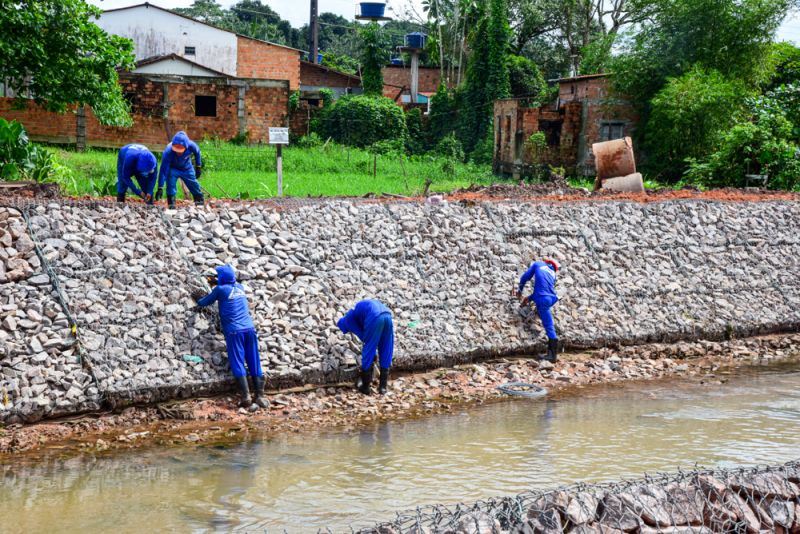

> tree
[427,82,455,144]
[507,55,547,98]
[0,0,136,126]
[766,42,800,90]
[359,23,390,96]
[174,0,232,26]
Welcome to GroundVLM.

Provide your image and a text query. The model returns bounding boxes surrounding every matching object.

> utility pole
[309,0,319,64]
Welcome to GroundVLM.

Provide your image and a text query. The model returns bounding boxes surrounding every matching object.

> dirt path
[2,333,798,463]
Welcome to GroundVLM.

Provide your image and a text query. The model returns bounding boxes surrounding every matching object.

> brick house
[0,2,300,148]
[493,74,638,177]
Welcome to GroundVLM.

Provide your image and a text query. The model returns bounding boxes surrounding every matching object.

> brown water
[2,364,800,533]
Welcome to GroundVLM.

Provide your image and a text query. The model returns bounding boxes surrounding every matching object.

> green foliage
[579,33,615,75]
[359,23,390,96]
[766,42,800,90]
[427,83,455,145]
[0,0,136,126]
[435,133,465,161]
[0,119,74,187]
[320,52,360,75]
[296,132,323,148]
[507,55,547,99]
[229,131,251,145]
[646,66,749,179]
[319,88,335,108]
[405,108,425,155]
[289,90,300,113]
[318,95,407,147]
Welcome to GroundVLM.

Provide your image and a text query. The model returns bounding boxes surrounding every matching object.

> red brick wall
[243,85,289,143]
[0,99,78,144]
[237,36,300,90]
[382,66,445,93]
[300,62,360,89]
[558,76,609,102]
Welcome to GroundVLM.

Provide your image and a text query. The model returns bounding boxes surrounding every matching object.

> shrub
[507,55,547,100]
[320,95,407,147]
[0,118,74,187]
[405,108,425,155]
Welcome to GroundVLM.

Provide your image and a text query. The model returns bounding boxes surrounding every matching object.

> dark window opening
[195,95,217,117]
[185,46,196,56]
[601,121,625,142]
[123,91,137,112]
[539,120,562,147]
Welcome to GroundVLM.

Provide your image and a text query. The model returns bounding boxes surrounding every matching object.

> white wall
[97,5,238,76]
[133,58,221,76]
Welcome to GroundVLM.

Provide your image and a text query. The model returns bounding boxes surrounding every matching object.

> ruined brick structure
[0,74,289,149]
[493,74,638,177]
[382,65,447,94]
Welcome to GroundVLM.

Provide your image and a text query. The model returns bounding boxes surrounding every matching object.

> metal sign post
[268,127,289,197]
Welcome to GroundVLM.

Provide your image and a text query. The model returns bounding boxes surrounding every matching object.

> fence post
[76,105,86,152]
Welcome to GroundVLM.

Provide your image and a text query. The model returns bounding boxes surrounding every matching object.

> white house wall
[97,5,238,76]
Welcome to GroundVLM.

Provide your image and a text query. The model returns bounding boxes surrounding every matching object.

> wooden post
[277,144,283,196]
[76,105,86,152]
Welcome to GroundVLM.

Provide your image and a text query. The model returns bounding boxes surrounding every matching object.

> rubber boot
[253,375,270,409]
[546,338,559,363]
[378,367,390,395]
[192,193,205,207]
[116,192,126,203]
[167,195,176,209]
[234,376,254,409]
[358,366,373,395]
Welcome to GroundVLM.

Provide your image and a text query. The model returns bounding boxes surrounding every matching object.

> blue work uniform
[116,144,157,196]
[337,299,394,370]
[158,131,203,197]
[518,261,559,340]
[196,264,262,378]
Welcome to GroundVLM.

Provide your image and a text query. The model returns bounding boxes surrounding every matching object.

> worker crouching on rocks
[193,264,269,411]
[157,131,204,208]
[116,144,158,204]
[516,258,560,362]
[337,299,394,395]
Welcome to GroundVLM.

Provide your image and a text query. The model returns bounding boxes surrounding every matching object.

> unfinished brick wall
[237,36,300,90]
[300,62,360,90]
[244,85,289,143]
[0,99,78,144]
[558,75,609,102]
[382,66,445,93]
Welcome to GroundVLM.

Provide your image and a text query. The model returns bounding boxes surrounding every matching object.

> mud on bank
[2,333,799,461]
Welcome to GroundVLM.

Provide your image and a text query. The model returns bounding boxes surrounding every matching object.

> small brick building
[381,65,447,103]
[493,74,638,177]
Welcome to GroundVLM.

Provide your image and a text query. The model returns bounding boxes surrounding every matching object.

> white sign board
[269,127,289,145]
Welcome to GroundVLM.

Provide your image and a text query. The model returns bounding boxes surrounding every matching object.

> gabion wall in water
[355,461,800,534]
[2,199,800,422]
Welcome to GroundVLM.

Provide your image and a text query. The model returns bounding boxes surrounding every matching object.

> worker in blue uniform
[156,131,204,208]
[193,264,268,411]
[516,258,560,362]
[116,144,157,204]
[337,299,394,395]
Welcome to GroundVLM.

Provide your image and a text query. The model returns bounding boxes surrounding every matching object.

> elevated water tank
[405,32,427,50]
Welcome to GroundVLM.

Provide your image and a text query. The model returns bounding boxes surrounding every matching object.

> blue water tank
[390,57,403,65]
[405,32,427,49]
[359,2,386,18]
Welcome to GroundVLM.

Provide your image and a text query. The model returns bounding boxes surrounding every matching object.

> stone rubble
[1,199,800,423]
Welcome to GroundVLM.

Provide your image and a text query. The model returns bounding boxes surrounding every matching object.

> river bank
[2,332,799,461]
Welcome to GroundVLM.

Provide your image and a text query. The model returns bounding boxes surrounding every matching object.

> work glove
[155,187,164,201]
[195,166,203,179]
[144,193,153,205]
[191,289,206,303]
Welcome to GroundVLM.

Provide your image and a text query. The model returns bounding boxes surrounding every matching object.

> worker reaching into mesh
[337,299,394,395]
[515,258,560,362]
[116,144,157,204]
[193,264,268,411]
[157,130,204,208]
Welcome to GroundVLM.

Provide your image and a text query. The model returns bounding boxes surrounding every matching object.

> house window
[184,46,196,56]
[601,121,625,142]
[195,95,217,117]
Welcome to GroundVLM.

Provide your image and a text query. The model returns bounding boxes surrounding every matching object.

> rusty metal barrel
[592,137,636,180]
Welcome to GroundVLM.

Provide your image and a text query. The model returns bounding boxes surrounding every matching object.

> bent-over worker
[157,131,204,208]
[116,144,157,204]
[516,258,560,362]
[337,299,394,395]
[194,264,268,411]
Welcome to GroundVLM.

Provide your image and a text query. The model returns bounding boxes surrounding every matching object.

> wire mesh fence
[352,460,800,534]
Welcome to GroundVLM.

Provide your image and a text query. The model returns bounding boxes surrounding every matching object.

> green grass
[53,142,504,199]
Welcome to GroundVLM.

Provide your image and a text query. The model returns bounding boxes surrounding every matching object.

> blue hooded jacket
[337,299,391,341]
[117,144,157,196]
[518,261,558,304]
[158,131,202,188]
[197,265,255,336]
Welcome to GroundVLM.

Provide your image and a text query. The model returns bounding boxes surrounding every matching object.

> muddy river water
[2,363,800,533]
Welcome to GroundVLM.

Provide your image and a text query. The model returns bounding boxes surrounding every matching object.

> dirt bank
[2,333,798,462]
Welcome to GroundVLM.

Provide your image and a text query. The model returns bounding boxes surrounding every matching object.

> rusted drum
[602,172,645,193]
[592,137,636,179]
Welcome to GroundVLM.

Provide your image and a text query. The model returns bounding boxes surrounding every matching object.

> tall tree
[0,0,135,126]
[359,23,390,96]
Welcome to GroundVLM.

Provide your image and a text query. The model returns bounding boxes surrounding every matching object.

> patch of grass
[53,142,504,199]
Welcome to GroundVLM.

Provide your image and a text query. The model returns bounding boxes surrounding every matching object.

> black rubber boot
[116,192,126,203]
[358,366,373,395]
[378,367,390,395]
[546,338,559,363]
[253,375,270,409]
[192,193,205,206]
[234,376,253,409]
[167,195,176,209]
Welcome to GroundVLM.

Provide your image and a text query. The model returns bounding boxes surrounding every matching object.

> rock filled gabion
[1,199,800,422]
